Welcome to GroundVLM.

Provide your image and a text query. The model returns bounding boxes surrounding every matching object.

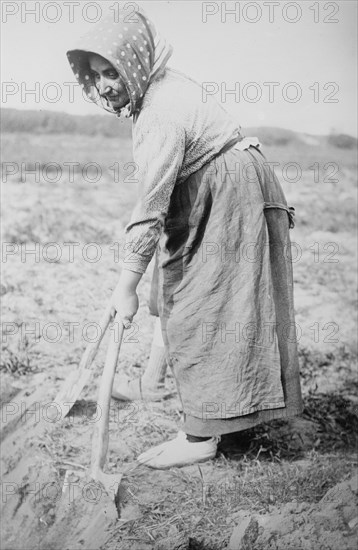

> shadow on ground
[220,390,358,461]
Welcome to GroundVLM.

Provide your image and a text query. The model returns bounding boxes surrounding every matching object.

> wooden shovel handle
[90,316,124,476]
[78,302,114,371]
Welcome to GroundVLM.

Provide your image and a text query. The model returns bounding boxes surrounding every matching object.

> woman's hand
[111,270,142,328]
[111,287,139,328]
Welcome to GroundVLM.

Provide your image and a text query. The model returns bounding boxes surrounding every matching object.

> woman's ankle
[186,434,212,442]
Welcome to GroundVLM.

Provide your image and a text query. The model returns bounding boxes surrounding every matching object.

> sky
[1,0,357,136]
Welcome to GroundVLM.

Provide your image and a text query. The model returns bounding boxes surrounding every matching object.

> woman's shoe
[137,431,220,469]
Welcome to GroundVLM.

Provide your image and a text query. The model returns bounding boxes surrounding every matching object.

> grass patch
[0,334,39,376]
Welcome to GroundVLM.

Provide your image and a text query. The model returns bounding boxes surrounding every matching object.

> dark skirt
[151,144,303,436]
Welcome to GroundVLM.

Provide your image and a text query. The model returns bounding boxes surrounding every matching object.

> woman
[67,7,303,469]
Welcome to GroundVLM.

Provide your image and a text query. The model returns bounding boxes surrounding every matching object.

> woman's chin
[108,100,120,108]
[109,100,128,112]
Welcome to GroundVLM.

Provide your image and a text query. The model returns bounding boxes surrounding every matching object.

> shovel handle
[78,302,114,371]
[90,316,124,476]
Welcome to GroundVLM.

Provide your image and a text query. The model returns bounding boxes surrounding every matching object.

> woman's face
[88,53,129,110]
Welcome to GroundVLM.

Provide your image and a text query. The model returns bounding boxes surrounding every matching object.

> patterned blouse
[124,67,242,274]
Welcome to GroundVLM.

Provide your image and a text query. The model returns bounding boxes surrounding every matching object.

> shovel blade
[53,368,93,418]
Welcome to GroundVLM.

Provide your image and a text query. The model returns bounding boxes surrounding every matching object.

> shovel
[53,303,113,418]
[62,316,124,508]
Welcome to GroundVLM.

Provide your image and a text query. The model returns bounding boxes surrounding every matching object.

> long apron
[151,141,303,436]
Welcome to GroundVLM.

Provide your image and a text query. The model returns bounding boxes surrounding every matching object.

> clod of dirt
[228,475,358,550]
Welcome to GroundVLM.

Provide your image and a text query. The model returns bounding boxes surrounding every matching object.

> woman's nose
[98,77,111,96]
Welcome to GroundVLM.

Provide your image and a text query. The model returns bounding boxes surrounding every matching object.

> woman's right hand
[111,287,139,328]
[110,270,142,328]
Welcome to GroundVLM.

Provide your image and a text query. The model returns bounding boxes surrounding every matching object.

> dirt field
[1,125,357,549]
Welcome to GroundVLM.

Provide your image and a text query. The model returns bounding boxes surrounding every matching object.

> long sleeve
[123,109,186,274]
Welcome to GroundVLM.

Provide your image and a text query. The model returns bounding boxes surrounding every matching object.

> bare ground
[1,132,357,549]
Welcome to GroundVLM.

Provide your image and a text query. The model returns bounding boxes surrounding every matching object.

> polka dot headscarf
[67,7,173,117]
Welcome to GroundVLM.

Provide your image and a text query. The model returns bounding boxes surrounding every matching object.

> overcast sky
[1,0,357,136]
